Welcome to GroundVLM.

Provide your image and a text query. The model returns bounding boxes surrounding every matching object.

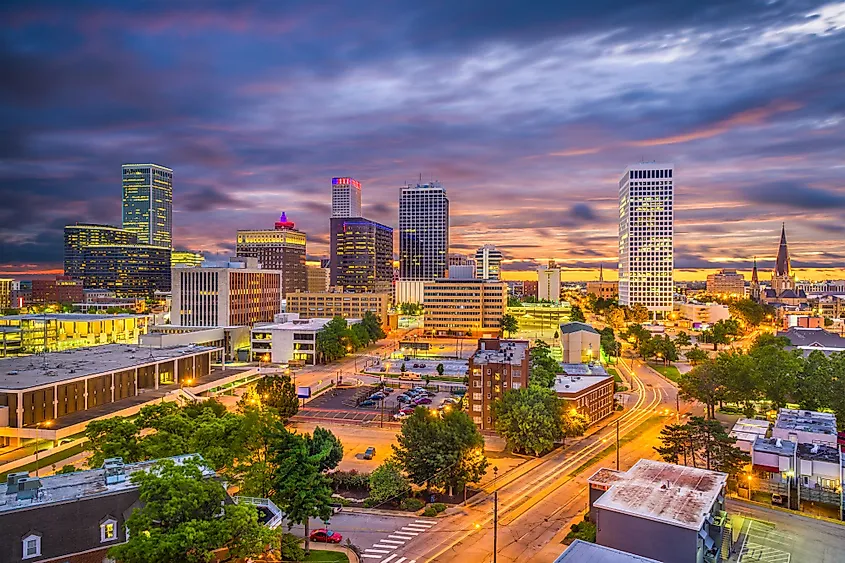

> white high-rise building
[475,244,503,280]
[399,182,449,281]
[618,163,674,316]
[538,261,561,302]
[331,177,363,218]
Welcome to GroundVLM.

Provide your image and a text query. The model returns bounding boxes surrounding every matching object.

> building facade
[285,291,389,327]
[559,322,601,364]
[678,302,731,326]
[706,269,745,297]
[422,279,506,336]
[235,213,307,297]
[64,223,139,278]
[554,365,614,424]
[171,250,204,267]
[475,244,503,280]
[30,276,84,305]
[399,182,449,281]
[538,262,561,302]
[121,163,173,248]
[251,316,333,364]
[618,164,675,316]
[0,278,12,309]
[331,177,363,218]
[329,217,394,293]
[467,339,530,430]
[307,264,330,292]
[172,259,283,327]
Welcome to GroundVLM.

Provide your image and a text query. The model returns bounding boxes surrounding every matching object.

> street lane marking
[389,534,415,540]
[373,544,398,549]
[365,548,392,554]
[381,556,398,563]
[393,559,406,563]
[404,524,430,530]
[380,539,405,545]
[414,520,436,525]
[361,556,383,560]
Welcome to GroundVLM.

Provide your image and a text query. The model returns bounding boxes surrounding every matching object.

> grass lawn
[0,442,88,481]
[304,551,349,562]
[648,363,681,383]
[606,367,622,383]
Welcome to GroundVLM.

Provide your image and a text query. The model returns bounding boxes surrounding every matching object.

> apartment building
[706,269,745,297]
[467,339,530,430]
[554,364,614,425]
[422,279,507,337]
[285,291,389,327]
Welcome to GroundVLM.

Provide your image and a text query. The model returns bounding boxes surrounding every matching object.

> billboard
[297,386,312,399]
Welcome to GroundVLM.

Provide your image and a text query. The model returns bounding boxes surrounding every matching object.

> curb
[727,495,844,527]
[342,506,419,518]
[299,541,360,563]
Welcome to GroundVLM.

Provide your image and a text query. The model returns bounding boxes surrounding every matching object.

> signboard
[400,341,430,350]
[297,386,312,399]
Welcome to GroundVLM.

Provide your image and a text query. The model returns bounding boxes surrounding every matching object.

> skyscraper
[122,164,173,248]
[475,244,503,280]
[236,213,307,297]
[331,177,363,218]
[329,217,394,293]
[618,163,674,317]
[538,261,561,302]
[399,182,449,280]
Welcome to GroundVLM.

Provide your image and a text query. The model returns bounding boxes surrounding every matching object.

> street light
[34,419,53,477]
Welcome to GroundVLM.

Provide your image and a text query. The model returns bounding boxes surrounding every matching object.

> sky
[1,0,845,282]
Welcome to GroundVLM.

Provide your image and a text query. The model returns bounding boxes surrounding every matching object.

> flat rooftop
[730,418,770,442]
[797,442,844,465]
[0,313,147,322]
[554,540,661,563]
[554,373,612,394]
[774,408,837,436]
[560,363,609,376]
[592,459,727,531]
[0,344,218,390]
[587,468,625,487]
[0,454,212,514]
[752,437,796,457]
[471,340,529,365]
[253,318,347,332]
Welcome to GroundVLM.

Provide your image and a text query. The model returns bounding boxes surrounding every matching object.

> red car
[414,397,432,405]
[310,528,343,544]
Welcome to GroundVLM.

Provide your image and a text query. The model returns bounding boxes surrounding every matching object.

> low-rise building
[586,280,619,300]
[559,322,600,364]
[30,276,85,305]
[706,269,745,297]
[467,339,530,430]
[306,264,330,292]
[0,454,222,563]
[778,327,845,357]
[0,344,220,446]
[422,279,507,337]
[773,408,838,447]
[506,302,571,337]
[554,364,614,425]
[554,540,661,563]
[678,302,731,326]
[729,418,771,453]
[797,442,844,494]
[285,290,389,328]
[251,316,348,365]
[0,278,12,309]
[782,315,824,330]
[589,459,729,563]
[141,325,251,362]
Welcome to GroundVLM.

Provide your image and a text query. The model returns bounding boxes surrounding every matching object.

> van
[363,447,376,460]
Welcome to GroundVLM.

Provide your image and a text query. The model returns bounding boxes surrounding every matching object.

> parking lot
[738,519,793,563]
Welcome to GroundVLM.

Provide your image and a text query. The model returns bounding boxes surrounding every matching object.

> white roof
[553,374,612,394]
[592,459,727,531]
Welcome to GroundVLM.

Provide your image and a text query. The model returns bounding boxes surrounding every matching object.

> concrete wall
[595,507,698,563]
[772,428,838,447]
[560,330,600,364]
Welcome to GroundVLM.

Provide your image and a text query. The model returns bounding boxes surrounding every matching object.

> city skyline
[2,1,845,280]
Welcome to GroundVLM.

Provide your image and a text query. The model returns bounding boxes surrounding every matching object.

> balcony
[234,495,284,529]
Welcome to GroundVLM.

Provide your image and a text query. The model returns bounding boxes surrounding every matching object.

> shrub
[400,497,425,512]
[423,507,437,517]
[363,498,377,508]
[328,469,371,492]
[431,502,447,514]
[278,533,305,561]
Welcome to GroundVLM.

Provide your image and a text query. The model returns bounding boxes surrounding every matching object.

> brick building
[467,339,530,430]
[30,276,84,305]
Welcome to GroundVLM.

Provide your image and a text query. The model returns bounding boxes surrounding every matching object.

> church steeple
[774,223,790,277]
[599,263,604,282]
[751,256,758,284]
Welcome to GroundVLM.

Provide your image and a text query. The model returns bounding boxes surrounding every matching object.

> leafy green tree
[678,360,723,418]
[392,409,487,496]
[315,317,350,363]
[268,425,333,555]
[307,426,344,473]
[401,362,407,374]
[623,324,651,351]
[109,458,272,563]
[569,305,586,323]
[361,310,386,342]
[729,299,765,328]
[655,424,692,465]
[605,306,627,330]
[507,295,523,307]
[685,346,708,365]
[399,303,423,315]
[529,340,559,388]
[674,331,691,349]
[493,387,562,456]
[714,350,759,415]
[749,334,801,409]
[826,352,845,430]
[57,464,77,474]
[686,417,749,475]
[500,313,519,337]
[629,303,650,324]
[560,408,589,446]
[255,374,299,420]
[653,335,679,365]
[796,350,832,411]
[85,417,144,467]
[436,363,445,376]
[368,460,411,504]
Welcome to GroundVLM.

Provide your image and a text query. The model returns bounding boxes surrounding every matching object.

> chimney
[15,477,43,501]
[104,457,127,485]
[5,472,30,494]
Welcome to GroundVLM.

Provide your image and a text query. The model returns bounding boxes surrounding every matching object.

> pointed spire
[775,223,790,276]
[751,256,759,284]
[599,263,604,282]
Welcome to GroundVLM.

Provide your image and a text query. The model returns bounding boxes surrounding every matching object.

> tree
[529,340,559,388]
[729,299,765,328]
[493,387,563,456]
[369,460,411,505]
[653,335,679,365]
[560,408,589,446]
[268,425,333,555]
[655,424,692,465]
[749,334,801,409]
[255,374,299,420]
[715,350,759,415]
[622,324,650,351]
[500,314,519,337]
[678,360,723,418]
[392,408,487,496]
[360,311,386,342]
[436,363,445,376]
[685,346,708,366]
[399,303,422,316]
[569,305,586,323]
[606,306,627,330]
[629,303,650,324]
[315,317,349,363]
[109,458,272,563]
[553,330,560,344]
[401,362,407,374]
[507,295,522,307]
[686,417,749,476]
[85,417,143,467]
[307,426,344,473]
[57,464,77,474]
[674,331,691,349]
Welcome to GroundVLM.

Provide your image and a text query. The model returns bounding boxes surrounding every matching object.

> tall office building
[121,164,173,248]
[64,223,171,296]
[329,217,394,293]
[475,244,503,280]
[331,177,363,218]
[399,182,449,280]
[538,262,561,302]
[236,213,307,297]
[618,163,674,316]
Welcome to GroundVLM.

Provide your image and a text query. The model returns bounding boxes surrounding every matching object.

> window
[101,518,118,542]
[22,534,41,559]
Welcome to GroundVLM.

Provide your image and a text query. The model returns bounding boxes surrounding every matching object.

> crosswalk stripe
[381,556,398,563]
[379,539,405,545]
[366,549,392,554]
[373,544,398,549]
[361,556,383,560]
[394,558,406,563]
[415,520,436,525]
[399,528,420,534]
[404,524,430,530]
[389,534,413,540]
[394,531,418,537]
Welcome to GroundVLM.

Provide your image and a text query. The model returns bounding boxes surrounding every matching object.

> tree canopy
[368,460,411,505]
[569,305,586,323]
[315,313,386,364]
[529,340,559,388]
[500,313,519,337]
[493,387,563,456]
[255,373,299,420]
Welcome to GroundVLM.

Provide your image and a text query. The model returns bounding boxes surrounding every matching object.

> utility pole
[380,397,385,428]
[616,419,620,469]
[676,391,680,422]
[493,489,498,563]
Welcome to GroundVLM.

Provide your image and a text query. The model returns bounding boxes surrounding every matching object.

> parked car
[771,493,785,506]
[369,392,386,400]
[310,529,343,544]
[363,446,376,460]
[399,406,415,414]
[394,412,410,420]
[397,395,412,403]
[359,399,377,407]
[414,397,432,405]
[381,386,393,394]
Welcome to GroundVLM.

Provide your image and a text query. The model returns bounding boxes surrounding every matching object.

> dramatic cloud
[1,0,844,280]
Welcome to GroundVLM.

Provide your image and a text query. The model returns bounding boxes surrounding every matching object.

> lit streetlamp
[34,419,53,477]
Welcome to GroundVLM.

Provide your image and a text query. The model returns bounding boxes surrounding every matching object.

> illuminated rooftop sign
[332,177,361,189]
